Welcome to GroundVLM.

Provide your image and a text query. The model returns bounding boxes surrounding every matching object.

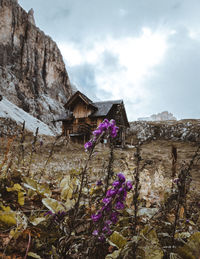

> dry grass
[1,135,199,192]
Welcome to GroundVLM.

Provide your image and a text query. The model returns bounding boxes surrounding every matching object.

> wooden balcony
[65,123,92,136]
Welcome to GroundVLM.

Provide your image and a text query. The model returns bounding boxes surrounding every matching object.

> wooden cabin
[55,91,129,146]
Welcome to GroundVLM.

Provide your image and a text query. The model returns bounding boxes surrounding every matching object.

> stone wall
[127,120,200,144]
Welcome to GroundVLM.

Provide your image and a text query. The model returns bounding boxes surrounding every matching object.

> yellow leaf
[105,249,121,259]
[0,206,16,226]
[177,232,200,259]
[42,198,65,213]
[61,187,73,200]
[30,217,46,226]
[27,252,41,258]
[23,177,37,191]
[6,183,23,192]
[9,227,23,239]
[18,191,25,206]
[60,176,71,189]
[109,231,127,249]
[6,184,25,206]
[64,199,75,211]
[23,177,51,197]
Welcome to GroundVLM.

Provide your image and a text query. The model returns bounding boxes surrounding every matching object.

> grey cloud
[145,29,200,119]
[67,50,125,100]
[100,50,125,72]
[68,63,99,101]
[19,0,200,43]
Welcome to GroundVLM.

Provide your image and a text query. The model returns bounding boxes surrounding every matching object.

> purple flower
[84,140,93,151]
[117,188,127,201]
[110,126,119,138]
[105,220,112,225]
[126,181,133,191]
[102,225,111,235]
[102,197,111,205]
[98,233,106,242]
[122,190,127,200]
[117,187,124,194]
[102,204,111,213]
[44,211,53,216]
[112,180,121,188]
[106,188,117,197]
[91,212,102,222]
[96,180,103,186]
[115,201,125,210]
[118,173,126,182]
[99,119,110,131]
[92,230,99,236]
[110,119,116,126]
[93,129,102,136]
[110,212,118,224]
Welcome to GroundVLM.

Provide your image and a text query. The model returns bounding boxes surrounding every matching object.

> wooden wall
[73,101,93,119]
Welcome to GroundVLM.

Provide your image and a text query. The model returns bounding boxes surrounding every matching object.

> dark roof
[91,100,123,117]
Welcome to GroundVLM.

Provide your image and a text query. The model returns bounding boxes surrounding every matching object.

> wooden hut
[55,91,129,146]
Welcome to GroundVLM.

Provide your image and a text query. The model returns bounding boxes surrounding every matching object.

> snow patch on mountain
[0,97,55,136]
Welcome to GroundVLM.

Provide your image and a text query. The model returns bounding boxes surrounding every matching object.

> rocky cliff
[0,0,72,131]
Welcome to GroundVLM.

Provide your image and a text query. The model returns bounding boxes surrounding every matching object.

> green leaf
[109,231,127,249]
[42,198,65,213]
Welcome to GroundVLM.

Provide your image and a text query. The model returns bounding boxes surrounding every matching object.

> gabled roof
[91,100,123,117]
[64,91,97,110]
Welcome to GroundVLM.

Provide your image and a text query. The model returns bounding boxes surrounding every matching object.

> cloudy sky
[19,0,200,121]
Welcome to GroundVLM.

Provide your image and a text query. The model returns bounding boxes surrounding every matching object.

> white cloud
[58,28,169,120]
[188,28,200,40]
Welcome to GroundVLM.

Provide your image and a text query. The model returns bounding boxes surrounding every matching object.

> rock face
[0,0,72,131]
[138,111,177,121]
[127,120,200,144]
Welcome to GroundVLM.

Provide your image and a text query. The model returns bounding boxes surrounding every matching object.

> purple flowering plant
[84,119,119,151]
[91,173,133,242]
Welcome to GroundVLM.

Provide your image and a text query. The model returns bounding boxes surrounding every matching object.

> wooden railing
[67,123,92,135]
